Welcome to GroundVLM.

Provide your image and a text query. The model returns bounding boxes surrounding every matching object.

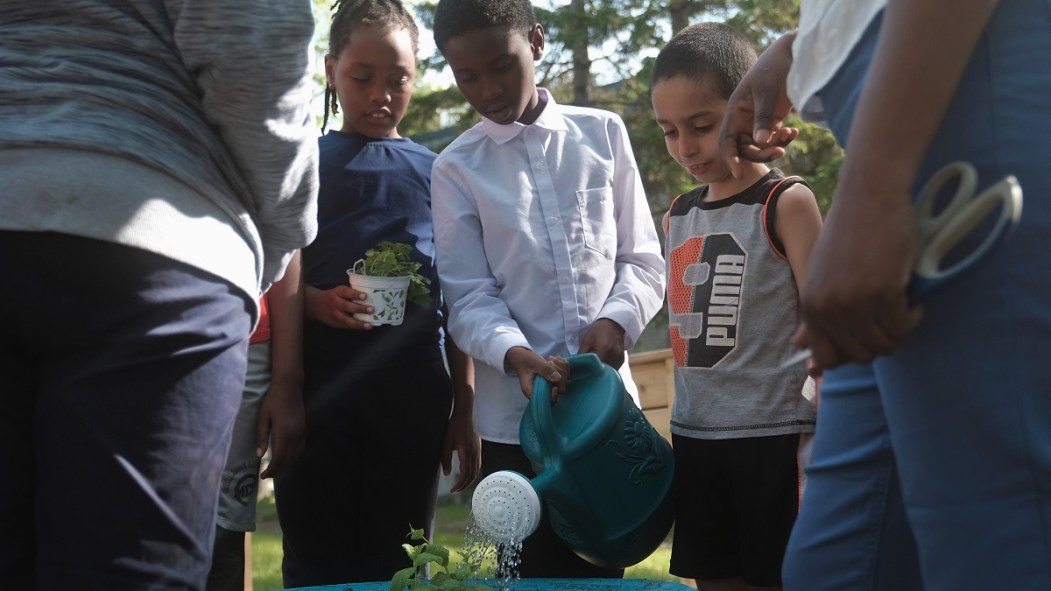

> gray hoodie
[0,0,319,304]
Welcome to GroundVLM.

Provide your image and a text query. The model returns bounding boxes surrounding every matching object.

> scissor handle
[908,162,1023,301]
[913,162,978,238]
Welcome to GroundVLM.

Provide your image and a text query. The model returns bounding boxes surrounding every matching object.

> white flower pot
[346,265,410,326]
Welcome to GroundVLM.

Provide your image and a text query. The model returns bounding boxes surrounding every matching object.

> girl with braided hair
[273,0,480,586]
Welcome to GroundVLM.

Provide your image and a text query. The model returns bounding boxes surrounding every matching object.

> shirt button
[535,161,546,170]
[548,216,558,225]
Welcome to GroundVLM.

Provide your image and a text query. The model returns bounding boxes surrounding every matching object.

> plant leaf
[359,242,434,309]
[424,543,450,567]
[413,552,444,567]
[391,567,415,591]
[408,526,427,542]
[452,562,473,580]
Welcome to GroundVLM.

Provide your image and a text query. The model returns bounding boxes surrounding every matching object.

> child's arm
[775,183,825,374]
[583,116,666,367]
[441,325,481,493]
[431,161,534,382]
[304,284,374,330]
[257,250,306,479]
[776,184,824,298]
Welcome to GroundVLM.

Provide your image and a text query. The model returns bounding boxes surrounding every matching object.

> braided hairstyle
[323,0,420,132]
[432,0,537,56]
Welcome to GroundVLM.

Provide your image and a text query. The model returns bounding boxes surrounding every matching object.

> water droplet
[463,513,525,591]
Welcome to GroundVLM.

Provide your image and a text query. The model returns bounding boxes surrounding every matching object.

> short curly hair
[651,22,756,100]
[432,0,538,55]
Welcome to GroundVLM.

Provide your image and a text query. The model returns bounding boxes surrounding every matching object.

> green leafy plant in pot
[347,241,432,326]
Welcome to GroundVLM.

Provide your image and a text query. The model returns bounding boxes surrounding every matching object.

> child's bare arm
[776,184,823,297]
[258,250,306,480]
[775,184,824,369]
[442,328,481,494]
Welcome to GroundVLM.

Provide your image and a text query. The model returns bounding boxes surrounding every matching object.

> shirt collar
[480,88,568,145]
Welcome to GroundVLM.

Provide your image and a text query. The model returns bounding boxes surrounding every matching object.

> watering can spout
[471,470,543,543]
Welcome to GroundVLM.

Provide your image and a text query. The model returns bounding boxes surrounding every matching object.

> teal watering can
[471,353,675,569]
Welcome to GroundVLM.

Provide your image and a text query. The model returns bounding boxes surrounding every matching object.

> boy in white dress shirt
[430,0,666,579]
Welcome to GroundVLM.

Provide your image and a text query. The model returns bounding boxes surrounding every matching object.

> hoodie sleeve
[168,0,319,285]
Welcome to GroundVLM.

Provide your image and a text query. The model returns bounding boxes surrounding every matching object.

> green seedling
[390,527,492,591]
[358,241,432,309]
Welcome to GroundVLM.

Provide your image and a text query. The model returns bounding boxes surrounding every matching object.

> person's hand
[256,380,305,480]
[441,406,481,494]
[505,346,568,401]
[805,357,824,380]
[547,356,570,384]
[579,318,626,370]
[794,179,923,369]
[719,31,799,179]
[305,284,374,330]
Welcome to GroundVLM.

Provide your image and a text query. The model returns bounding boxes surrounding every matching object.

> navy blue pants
[0,231,252,590]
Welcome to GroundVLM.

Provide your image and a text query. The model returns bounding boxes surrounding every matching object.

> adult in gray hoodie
[0,1,319,589]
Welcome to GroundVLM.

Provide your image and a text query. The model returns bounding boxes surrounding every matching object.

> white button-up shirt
[432,89,666,443]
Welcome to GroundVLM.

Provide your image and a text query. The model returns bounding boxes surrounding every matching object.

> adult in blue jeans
[0,1,318,589]
[720,0,1051,589]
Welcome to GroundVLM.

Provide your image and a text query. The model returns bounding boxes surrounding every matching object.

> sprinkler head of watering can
[471,470,542,543]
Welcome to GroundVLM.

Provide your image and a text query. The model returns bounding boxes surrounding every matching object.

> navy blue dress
[276,131,454,587]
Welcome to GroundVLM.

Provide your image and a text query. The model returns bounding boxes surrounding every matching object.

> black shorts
[669,433,803,586]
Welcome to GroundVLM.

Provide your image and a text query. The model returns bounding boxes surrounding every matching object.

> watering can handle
[530,353,605,469]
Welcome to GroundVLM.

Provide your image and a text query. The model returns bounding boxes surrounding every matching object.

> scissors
[783,161,1023,368]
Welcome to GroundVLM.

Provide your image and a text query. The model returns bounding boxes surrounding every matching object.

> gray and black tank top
[665,169,816,440]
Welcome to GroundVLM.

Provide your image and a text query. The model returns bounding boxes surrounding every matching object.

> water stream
[463,513,525,591]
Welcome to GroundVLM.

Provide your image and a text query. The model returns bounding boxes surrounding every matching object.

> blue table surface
[283,579,693,591]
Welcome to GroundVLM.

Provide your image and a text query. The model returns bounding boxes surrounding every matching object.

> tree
[668,0,731,36]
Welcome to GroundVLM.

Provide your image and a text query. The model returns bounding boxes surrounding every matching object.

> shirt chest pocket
[575,187,615,260]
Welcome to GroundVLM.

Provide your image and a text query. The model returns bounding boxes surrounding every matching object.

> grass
[251,495,285,591]
[250,495,677,591]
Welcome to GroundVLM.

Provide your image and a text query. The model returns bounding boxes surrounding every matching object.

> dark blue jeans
[784,1,1051,589]
[0,231,252,590]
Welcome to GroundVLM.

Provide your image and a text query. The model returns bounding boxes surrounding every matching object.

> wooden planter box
[629,348,675,443]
